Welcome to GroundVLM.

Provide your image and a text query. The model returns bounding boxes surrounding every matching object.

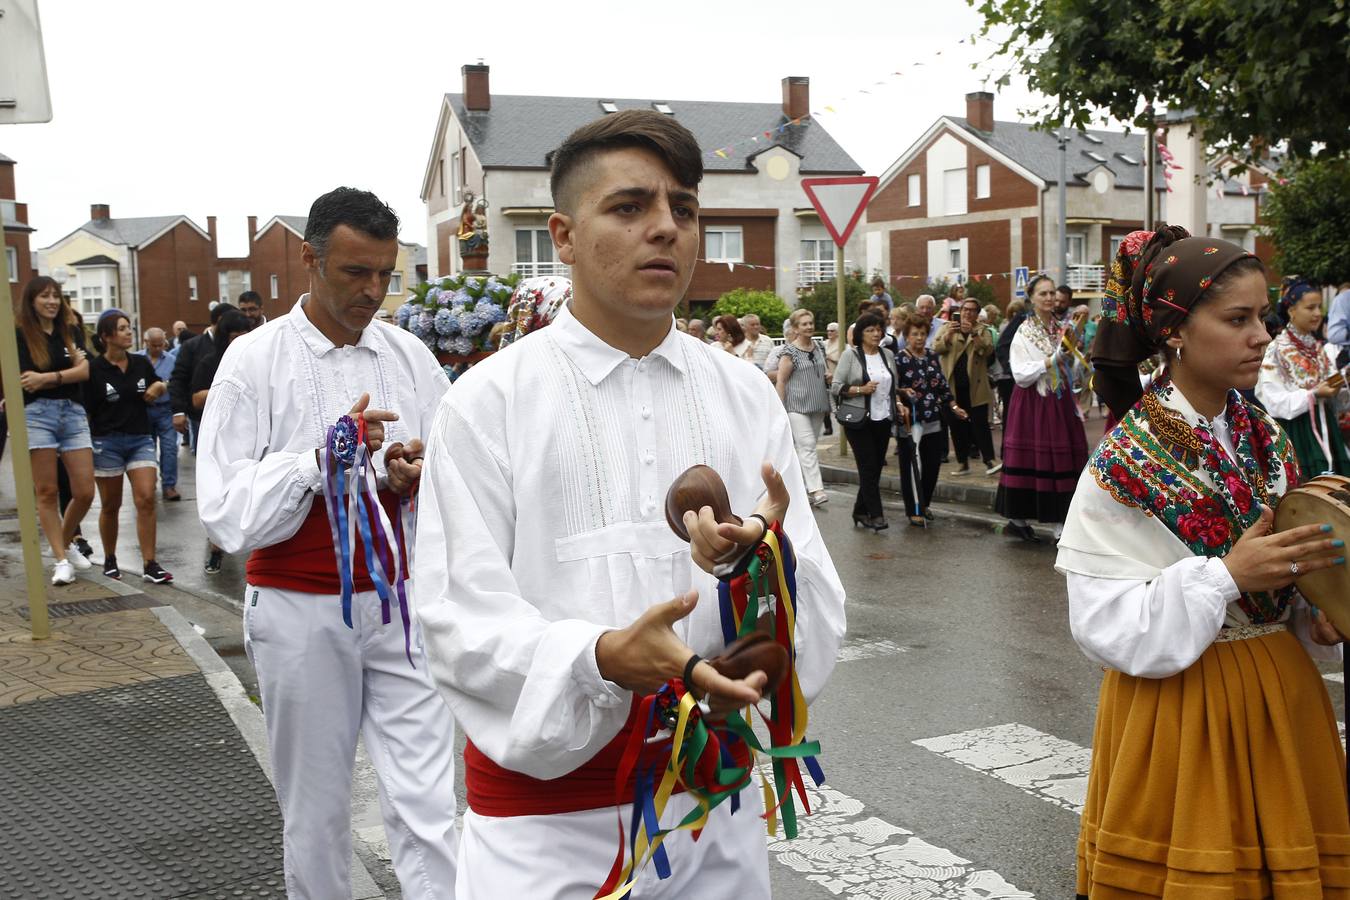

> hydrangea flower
[433,308,458,336]
[395,303,415,327]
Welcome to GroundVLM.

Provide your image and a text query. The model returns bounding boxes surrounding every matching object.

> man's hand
[384,438,424,495]
[1309,607,1350,646]
[348,392,398,454]
[595,590,766,712]
[173,413,188,435]
[683,462,791,574]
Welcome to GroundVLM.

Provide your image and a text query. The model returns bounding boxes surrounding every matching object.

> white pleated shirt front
[414,306,847,780]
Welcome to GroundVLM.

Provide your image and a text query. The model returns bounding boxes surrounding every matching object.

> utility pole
[1058,129,1068,286]
[1143,105,1157,231]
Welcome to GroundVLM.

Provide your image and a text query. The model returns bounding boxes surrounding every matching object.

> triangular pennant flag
[715,149,728,159]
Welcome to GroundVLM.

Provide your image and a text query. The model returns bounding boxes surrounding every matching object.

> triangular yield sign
[801,176,879,247]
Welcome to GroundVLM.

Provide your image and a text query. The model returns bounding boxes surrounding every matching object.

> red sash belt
[465,700,752,817]
[247,491,405,594]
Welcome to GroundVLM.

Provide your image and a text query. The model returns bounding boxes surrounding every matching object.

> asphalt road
[6,449,1346,899]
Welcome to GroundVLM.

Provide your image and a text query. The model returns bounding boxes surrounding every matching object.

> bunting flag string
[698,257,1041,286]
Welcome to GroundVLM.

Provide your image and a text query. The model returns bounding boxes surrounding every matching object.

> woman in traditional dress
[995,274,1090,542]
[1256,280,1350,476]
[1059,226,1350,899]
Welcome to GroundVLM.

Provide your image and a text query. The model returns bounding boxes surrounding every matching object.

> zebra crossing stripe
[913,723,1091,815]
[836,638,908,663]
[769,782,1034,898]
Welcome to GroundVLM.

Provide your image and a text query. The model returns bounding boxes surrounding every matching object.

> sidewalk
[0,538,383,898]
[816,406,1110,535]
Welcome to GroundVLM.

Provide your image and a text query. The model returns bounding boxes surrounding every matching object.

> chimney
[247,216,258,243]
[90,203,110,221]
[207,215,217,246]
[965,91,994,132]
[463,64,490,111]
[782,76,809,121]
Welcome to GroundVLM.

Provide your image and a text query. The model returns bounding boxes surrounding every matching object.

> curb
[820,463,1057,543]
[153,605,387,900]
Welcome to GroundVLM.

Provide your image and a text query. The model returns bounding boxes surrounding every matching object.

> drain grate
[17,593,163,620]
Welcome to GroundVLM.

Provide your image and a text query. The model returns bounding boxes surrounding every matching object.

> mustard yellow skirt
[1078,630,1350,899]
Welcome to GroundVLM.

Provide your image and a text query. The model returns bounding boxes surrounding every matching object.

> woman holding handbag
[831,312,900,531]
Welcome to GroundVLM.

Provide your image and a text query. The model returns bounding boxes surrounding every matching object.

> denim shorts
[92,432,158,478]
[24,398,93,453]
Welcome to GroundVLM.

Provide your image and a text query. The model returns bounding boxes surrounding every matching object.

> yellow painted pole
[0,216,51,639]
[835,243,848,455]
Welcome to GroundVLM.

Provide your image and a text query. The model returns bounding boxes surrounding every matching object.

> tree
[969,0,1350,164]
[1261,158,1350,285]
[708,289,793,335]
[797,274,872,332]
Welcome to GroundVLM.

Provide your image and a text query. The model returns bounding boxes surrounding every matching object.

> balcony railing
[1066,264,1106,292]
[797,259,853,289]
[511,261,570,278]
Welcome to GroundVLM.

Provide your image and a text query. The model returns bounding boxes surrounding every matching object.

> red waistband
[464,701,751,817]
[246,490,405,594]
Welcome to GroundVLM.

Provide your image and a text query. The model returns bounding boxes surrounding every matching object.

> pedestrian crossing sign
[1013,266,1030,299]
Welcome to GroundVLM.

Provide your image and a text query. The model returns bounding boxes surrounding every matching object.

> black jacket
[994,312,1027,376]
[169,329,214,417]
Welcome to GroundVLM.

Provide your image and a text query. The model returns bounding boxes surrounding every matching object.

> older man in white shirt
[416,111,846,899]
[197,188,459,900]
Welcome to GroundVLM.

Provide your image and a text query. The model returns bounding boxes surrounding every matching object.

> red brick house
[1,152,36,290]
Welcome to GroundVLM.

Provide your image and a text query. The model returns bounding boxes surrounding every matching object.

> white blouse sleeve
[1066,557,1232,678]
[196,358,325,555]
[1009,327,1048,389]
[1255,345,1314,420]
[413,398,629,780]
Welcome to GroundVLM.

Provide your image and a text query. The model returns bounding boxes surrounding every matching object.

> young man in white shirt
[416,110,847,898]
[197,188,459,899]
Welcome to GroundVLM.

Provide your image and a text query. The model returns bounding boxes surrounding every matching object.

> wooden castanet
[1274,474,1350,636]
[665,464,788,692]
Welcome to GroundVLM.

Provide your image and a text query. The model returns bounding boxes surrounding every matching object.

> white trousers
[788,411,825,493]
[243,583,459,900]
[456,785,771,899]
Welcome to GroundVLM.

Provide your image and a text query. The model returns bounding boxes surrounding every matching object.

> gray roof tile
[951,118,1164,189]
[278,215,308,236]
[0,151,13,164]
[79,215,187,247]
[447,94,862,174]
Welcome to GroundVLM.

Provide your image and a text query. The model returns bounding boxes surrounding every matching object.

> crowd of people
[9,278,276,585]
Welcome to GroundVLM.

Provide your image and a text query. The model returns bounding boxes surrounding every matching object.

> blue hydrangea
[433,308,458,336]
[395,303,415,327]
[452,288,473,307]
[483,277,503,294]
[416,312,435,336]
[480,302,507,324]
[457,310,478,334]
[451,335,475,355]
[437,335,456,351]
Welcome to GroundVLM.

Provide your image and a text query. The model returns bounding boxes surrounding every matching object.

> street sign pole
[2,0,56,639]
[800,176,880,457]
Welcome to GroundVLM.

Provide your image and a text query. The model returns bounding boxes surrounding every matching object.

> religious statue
[457,192,489,266]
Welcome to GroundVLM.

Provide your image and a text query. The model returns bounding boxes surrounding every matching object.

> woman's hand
[860,380,879,396]
[1314,380,1339,399]
[951,404,969,421]
[1308,607,1350,646]
[897,403,910,426]
[144,382,166,403]
[1222,506,1345,593]
[18,370,50,392]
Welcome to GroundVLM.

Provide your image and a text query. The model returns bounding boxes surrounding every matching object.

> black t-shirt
[84,353,161,436]
[15,326,87,404]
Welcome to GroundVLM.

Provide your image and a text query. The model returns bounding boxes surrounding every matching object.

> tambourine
[665,464,788,691]
[1274,474,1350,634]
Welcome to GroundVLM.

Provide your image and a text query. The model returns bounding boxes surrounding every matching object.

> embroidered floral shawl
[1267,324,1336,391]
[1060,375,1301,625]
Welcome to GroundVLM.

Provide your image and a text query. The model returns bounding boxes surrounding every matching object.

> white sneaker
[66,543,92,570]
[52,559,76,585]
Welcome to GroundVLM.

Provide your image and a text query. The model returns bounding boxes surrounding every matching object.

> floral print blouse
[895,348,954,424]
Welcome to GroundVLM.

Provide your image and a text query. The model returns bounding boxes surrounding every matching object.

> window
[219,272,230,304]
[1083,133,1104,144]
[1116,153,1139,165]
[450,152,459,200]
[948,240,963,273]
[652,102,673,115]
[975,164,991,199]
[0,200,16,224]
[515,228,554,265]
[242,271,251,292]
[800,238,833,262]
[704,226,744,263]
[438,159,445,198]
[81,285,104,315]
[1085,151,1107,163]
[907,174,921,207]
[942,168,967,216]
[1066,234,1086,266]
[270,274,279,300]
[600,101,618,114]
[1109,235,1124,260]
[188,274,198,301]
[5,246,15,282]
[388,272,404,294]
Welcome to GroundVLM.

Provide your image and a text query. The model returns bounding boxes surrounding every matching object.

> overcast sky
[6,0,1057,258]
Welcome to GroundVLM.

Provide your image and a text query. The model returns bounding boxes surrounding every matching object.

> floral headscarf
[498,276,572,349]
[1092,225,1258,417]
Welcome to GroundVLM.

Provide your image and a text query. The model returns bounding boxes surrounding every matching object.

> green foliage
[797,274,873,329]
[1262,158,1350,284]
[708,289,792,335]
[969,0,1350,164]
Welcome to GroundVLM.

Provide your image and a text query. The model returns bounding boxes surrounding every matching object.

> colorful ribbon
[594,523,822,899]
